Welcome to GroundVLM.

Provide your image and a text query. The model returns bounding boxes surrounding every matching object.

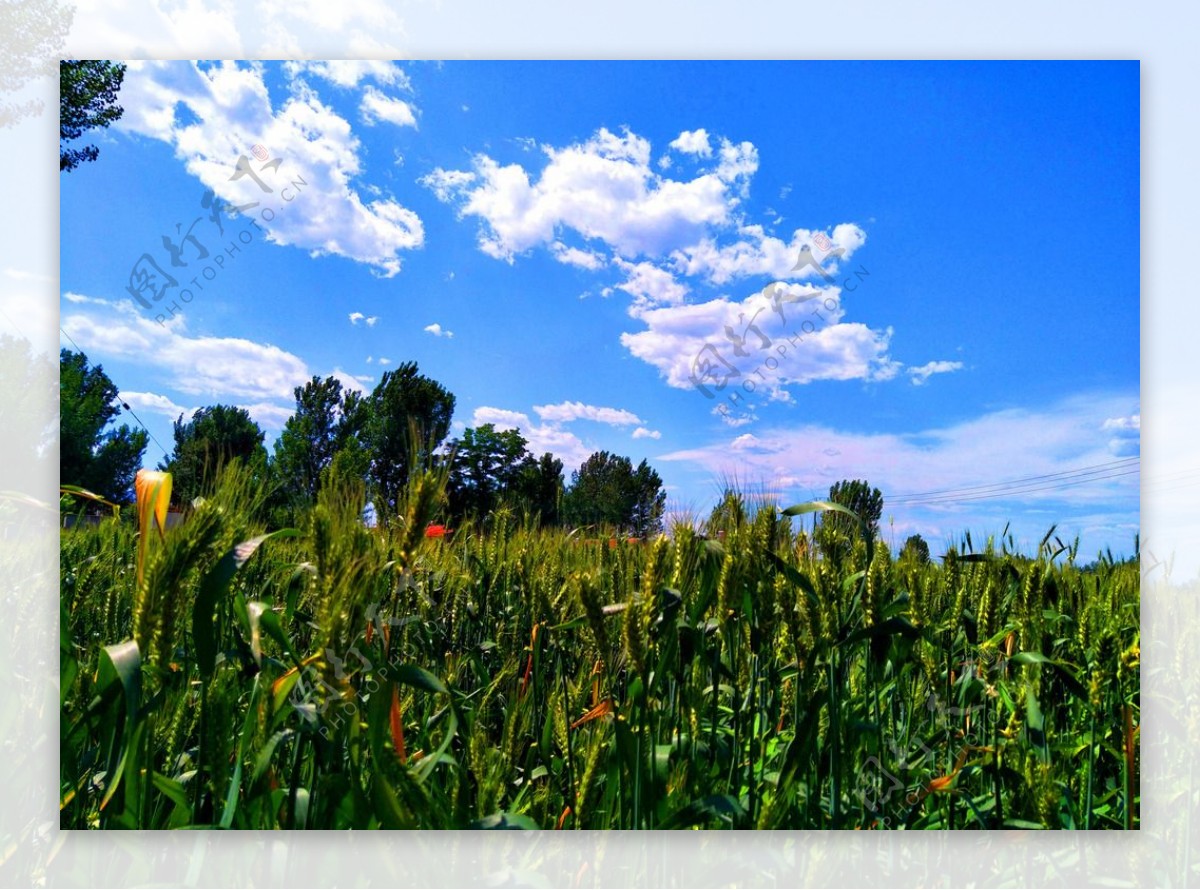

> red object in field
[424,524,449,538]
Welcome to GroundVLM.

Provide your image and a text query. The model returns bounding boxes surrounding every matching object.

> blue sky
[59,60,1139,557]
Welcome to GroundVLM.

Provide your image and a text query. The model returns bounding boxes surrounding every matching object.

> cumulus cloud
[671,223,868,286]
[909,360,964,385]
[420,126,756,261]
[713,405,756,427]
[1103,414,1140,432]
[329,368,368,394]
[115,60,424,278]
[669,128,713,157]
[551,241,607,270]
[239,401,295,429]
[359,85,418,128]
[533,401,641,426]
[289,60,411,89]
[58,294,379,434]
[614,259,688,309]
[620,282,900,401]
[1103,412,1140,456]
[475,399,653,468]
[118,391,196,420]
[62,296,309,403]
[348,312,379,326]
[424,323,454,338]
[472,406,591,470]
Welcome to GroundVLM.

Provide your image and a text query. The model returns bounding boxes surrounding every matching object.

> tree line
[59,350,667,536]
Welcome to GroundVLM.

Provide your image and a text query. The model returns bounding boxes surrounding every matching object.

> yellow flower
[134,469,172,585]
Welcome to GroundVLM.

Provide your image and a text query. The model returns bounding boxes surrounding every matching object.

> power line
[59,327,171,461]
[885,458,1139,506]
[885,457,1138,501]
[889,467,1140,506]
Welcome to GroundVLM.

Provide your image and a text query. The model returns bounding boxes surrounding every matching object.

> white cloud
[118,391,195,420]
[472,406,592,469]
[287,61,410,89]
[62,297,309,404]
[551,241,607,270]
[347,311,378,326]
[115,60,424,278]
[1103,414,1140,431]
[476,400,652,469]
[378,357,392,366]
[60,296,377,434]
[909,360,964,385]
[359,85,418,129]
[620,282,899,400]
[713,405,755,427]
[422,168,476,202]
[424,323,454,338]
[715,139,758,190]
[239,401,295,429]
[420,126,754,261]
[672,223,868,285]
[62,291,114,307]
[533,401,642,426]
[670,128,713,158]
[661,391,1141,519]
[330,368,367,394]
[1103,412,1140,456]
[473,407,529,430]
[614,259,688,309]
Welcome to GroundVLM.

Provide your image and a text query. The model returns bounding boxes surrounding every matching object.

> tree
[271,375,365,510]
[826,479,884,537]
[445,423,530,522]
[361,362,455,516]
[60,60,126,172]
[816,478,883,563]
[159,405,266,506]
[901,533,931,565]
[513,452,564,527]
[59,349,147,503]
[563,451,666,537]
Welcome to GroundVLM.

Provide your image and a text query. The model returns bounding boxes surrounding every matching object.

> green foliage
[270,376,366,520]
[901,533,931,564]
[445,425,564,527]
[360,362,455,517]
[60,60,126,171]
[515,451,564,527]
[59,349,147,503]
[563,451,665,537]
[159,405,267,507]
[445,423,531,522]
[60,478,1140,830]
[817,479,883,562]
